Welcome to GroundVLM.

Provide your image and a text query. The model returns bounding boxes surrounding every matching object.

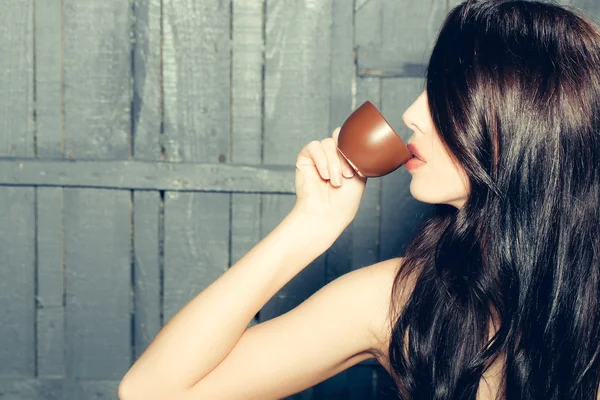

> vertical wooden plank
[162,192,229,322]
[380,0,447,67]
[35,0,63,158]
[262,0,333,162]
[0,0,34,157]
[0,0,35,379]
[64,189,131,379]
[63,0,133,380]
[380,79,434,260]
[35,0,67,379]
[133,191,161,360]
[259,0,334,324]
[0,188,35,378]
[230,0,264,328]
[162,0,231,163]
[132,0,162,360]
[162,0,232,324]
[36,188,66,378]
[323,0,355,285]
[133,0,162,161]
[63,0,131,160]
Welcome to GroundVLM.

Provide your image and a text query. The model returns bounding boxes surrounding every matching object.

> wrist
[285,205,345,247]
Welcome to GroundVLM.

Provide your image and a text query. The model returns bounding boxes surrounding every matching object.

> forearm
[119,207,339,397]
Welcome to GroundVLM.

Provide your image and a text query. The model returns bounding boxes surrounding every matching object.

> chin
[409,181,467,209]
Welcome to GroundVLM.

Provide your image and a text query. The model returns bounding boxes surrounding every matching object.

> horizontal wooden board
[0,378,118,400]
[0,159,295,193]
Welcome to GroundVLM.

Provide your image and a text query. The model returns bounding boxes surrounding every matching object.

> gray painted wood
[63,0,131,160]
[162,192,230,322]
[0,0,34,157]
[379,81,435,260]
[572,0,600,23]
[0,379,119,400]
[132,0,162,361]
[36,188,66,377]
[162,0,231,163]
[356,0,447,79]
[64,188,131,380]
[0,159,295,193]
[133,191,161,360]
[161,1,232,327]
[230,0,265,328]
[133,0,162,161]
[259,0,334,324]
[323,0,355,288]
[35,0,63,158]
[0,188,35,378]
[0,2,35,378]
[35,0,67,379]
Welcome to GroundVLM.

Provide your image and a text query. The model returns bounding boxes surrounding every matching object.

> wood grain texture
[131,0,163,362]
[63,0,131,160]
[35,0,63,158]
[36,188,66,378]
[64,188,131,379]
[0,159,295,193]
[0,0,34,157]
[34,0,67,379]
[161,1,232,332]
[0,188,35,378]
[162,192,229,323]
[0,378,119,400]
[133,191,161,360]
[133,0,162,161]
[322,0,355,288]
[162,0,231,163]
[356,0,447,78]
[380,79,434,260]
[262,0,333,163]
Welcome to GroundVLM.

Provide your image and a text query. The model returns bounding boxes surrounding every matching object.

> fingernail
[343,167,354,178]
[332,176,342,186]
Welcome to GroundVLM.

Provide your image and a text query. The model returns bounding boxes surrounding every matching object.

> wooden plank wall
[0,0,596,399]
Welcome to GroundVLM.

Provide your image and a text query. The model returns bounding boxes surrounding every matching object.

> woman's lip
[407,143,426,162]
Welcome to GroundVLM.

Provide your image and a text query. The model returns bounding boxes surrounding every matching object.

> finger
[321,137,343,187]
[338,149,355,178]
[307,141,330,180]
[332,127,341,144]
[331,127,353,178]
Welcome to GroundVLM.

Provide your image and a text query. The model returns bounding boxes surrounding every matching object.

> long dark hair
[388,1,600,398]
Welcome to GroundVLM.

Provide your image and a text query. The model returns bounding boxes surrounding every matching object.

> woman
[118,0,600,399]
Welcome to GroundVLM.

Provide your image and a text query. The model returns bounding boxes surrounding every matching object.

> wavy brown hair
[388,1,600,399]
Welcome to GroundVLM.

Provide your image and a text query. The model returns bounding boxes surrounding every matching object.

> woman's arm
[118,205,378,400]
[119,129,390,399]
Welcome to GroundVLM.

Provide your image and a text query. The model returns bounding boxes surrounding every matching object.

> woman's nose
[402,91,429,133]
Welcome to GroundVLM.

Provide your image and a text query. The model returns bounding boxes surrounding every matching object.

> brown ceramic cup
[337,101,412,178]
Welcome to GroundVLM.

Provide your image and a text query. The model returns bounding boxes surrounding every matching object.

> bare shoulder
[345,257,405,361]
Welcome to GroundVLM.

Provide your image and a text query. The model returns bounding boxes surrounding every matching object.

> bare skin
[118,126,508,399]
[118,128,400,399]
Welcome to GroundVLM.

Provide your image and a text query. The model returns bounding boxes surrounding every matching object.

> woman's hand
[292,127,367,233]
